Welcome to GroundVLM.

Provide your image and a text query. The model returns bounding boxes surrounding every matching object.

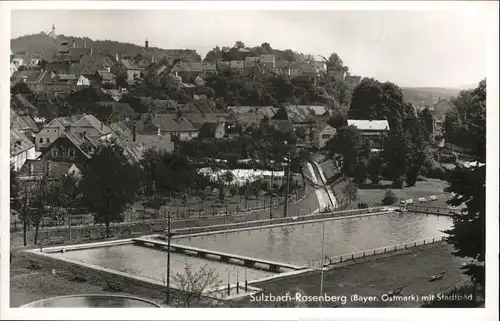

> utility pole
[269,169,274,220]
[166,208,172,304]
[319,222,325,307]
[282,156,292,218]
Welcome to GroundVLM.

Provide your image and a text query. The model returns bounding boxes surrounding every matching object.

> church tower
[49,24,57,40]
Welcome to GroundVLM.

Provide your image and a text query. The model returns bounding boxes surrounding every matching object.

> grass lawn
[240,243,470,307]
[356,178,450,207]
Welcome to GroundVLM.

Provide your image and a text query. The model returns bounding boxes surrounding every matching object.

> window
[68,148,76,157]
[39,137,43,143]
[46,138,50,143]
[51,148,58,157]
[322,134,331,139]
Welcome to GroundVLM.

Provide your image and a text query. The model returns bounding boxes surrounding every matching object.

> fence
[10,186,307,233]
[327,235,448,265]
[406,204,454,216]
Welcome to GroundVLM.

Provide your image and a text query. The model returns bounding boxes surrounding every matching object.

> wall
[36,126,62,150]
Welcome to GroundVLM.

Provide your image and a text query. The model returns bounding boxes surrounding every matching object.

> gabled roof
[10,128,35,157]
[347,119,390,131]
[269,119,294,133]
[283,105,317,123]
[12,115,38,132]
[73,114,112,136]
[97,70,116,80]
[11,94,37,111]
[109,121,132,141]
[150,100,178,114]
[183,113,220,129]
[120,59,139,70]
[58,74,78,81]
[43,116,79,129]
[153,114,197,132]
[45,63,70,73]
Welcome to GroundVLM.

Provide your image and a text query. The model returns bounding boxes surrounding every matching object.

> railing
[326,236,448,265]
[406,204,454,216]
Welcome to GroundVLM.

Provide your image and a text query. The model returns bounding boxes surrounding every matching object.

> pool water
[172,212,452,266]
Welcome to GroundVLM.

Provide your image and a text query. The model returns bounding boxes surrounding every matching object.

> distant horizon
[9,7,492,88]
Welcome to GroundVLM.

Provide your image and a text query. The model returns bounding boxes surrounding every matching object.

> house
[10,128,37,171]
[153,114,199,141]
[117,59,141,82]
[109,102,139,122]
[39,130,96,166]
[10,110,38,140]
[259,54,276,71]
[217,60,245,73]
[96,70,116,85]
[244,56,260,69]
[10,61,19,77]
[171,62,218,81]
[35,116,78,150]
[328,69,346,82]
[274,60,290,77]
[17,160,81,180]
[10,94,37,116]
[134,133,174,153]
[314,122,336,149]
[193,75,206,86]
[70,114,113,140]
[433,98,453,123]
[347,119,390,149]
[149,100,179,114]
[289,62,319,78]
[183,113,227,139]
[305,55,327,74]
[77,74,91,86]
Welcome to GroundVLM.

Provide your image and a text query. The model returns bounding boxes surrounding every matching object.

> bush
[392,176,405,189]
[357,202,368,209]
[228,185,238,196]
[423,163,449,180]
[381,189,397,205]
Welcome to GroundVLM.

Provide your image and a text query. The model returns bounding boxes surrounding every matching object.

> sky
[9,5,492,88]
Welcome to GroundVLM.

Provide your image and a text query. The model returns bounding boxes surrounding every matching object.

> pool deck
[133,238,306,272]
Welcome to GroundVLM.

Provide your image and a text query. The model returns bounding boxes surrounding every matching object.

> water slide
[304,162,333,212]
[311,161,338,209]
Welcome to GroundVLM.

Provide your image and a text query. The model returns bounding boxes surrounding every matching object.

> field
[240,243,470,307]
[356,178,449,207]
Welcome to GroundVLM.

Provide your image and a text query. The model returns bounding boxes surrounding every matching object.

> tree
[381,189,397,205]
[381,124,409,187]
[418,107,434,140]
[80,141,142,238]
[327,125,363,175]
[443,79,486,298]
[29,175,52,245]
[48,173,81,239]
[367,154,383,184]
[342,182,358,208]
[171,262,222,307]
[11,82,33,96]
[116,75,129,89]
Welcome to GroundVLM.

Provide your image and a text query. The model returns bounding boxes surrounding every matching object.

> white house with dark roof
[347,119,390,149]
[10,128,36,171]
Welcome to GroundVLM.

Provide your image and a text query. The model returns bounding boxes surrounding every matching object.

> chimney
[132,124,136,142]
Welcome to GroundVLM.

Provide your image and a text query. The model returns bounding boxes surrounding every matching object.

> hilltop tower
[49,24,57,39]
[145,38,149,49]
